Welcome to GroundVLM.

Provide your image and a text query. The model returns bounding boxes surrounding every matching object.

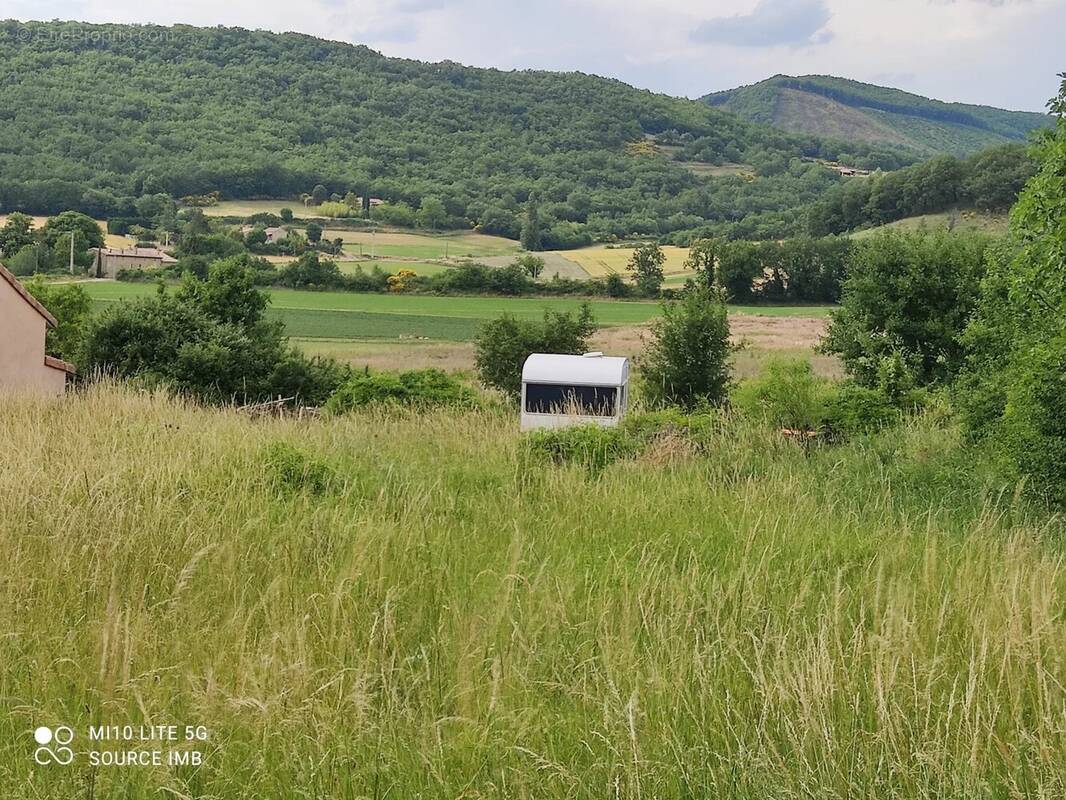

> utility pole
[69,230,75,275]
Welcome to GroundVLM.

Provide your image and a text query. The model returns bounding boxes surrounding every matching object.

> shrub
[326,369,477,413]
[6,243,52,275]
[620,407,721,448]
[263,442,337,495]
[821,230,990,387]
[956,77,1066,501]
[640,286,732,410]
[318,201,352,219]
[474,304,596,398]
[627,242,665,297]
[732,357,926,439]
[823,383,902,439]
[79,270,344,406]
[525,424,637,472]
[998,331,1066,503]
[732,358,835,431]
[604,273,630,298]
[23,278,91,362]
[277,252,345,290]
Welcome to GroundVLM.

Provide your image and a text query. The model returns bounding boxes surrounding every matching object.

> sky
[1,0,1062,112]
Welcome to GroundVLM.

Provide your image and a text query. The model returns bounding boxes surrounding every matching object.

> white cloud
[691,0,832,47]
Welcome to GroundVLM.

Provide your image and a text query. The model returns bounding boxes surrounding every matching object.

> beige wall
[99,256,162,279]
[0,278,66,395]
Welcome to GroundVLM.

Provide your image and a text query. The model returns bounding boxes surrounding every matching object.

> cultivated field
[199,200,311,218]
[551,244,692,278]
[294,313,838,377]
[330,229,519,260]
[81,281,831,343]
[3,386,1066,797]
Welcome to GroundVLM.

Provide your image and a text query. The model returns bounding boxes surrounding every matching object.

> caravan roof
[522,353,629,387]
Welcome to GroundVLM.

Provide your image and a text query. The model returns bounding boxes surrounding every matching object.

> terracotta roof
[44,355,76,375]
[0,261,57,328]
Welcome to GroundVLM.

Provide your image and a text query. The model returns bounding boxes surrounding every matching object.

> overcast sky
[2,0,1062,112]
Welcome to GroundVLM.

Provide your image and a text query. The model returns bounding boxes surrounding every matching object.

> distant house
[92,247,178,279]
[0,262,75,395]
[239,226,288,244]
[263,227,287,244]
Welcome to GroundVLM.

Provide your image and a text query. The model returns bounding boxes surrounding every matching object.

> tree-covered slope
[0,22,908,241]
[704,75,1051,157]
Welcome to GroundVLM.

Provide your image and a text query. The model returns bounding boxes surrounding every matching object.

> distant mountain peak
[703,75,1050,157]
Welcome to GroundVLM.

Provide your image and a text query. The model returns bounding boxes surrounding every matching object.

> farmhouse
[240,226,288,244]
[0,262,74,395]
[520,352,629,432]
[92,246,177,279]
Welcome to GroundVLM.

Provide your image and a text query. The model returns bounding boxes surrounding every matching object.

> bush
[997,331,1066,503]
[732,357,926,439]
[263,442,337,495]
[317,201,353,219]
[79,267,344,406]
[823,383,902,439]
[277,252,345,290]
[525,424,637,473]
[326,369,477,413]
[640,286,732,410]
[732,359,835,431]
[474,303,596,398]
[952,79,1066,502]
[526,409,722,472]
[23,278,91,362]
[620,407,721,447]
[821,230,990,387]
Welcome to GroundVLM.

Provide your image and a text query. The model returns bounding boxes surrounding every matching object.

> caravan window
[524,383,617,416]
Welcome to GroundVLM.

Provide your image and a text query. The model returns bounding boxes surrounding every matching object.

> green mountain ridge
[703,75,1051,157]
[0,21,915,243]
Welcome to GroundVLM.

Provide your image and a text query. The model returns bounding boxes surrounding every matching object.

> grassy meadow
[200,200,312,218]
[3,386,1066,797]
[331,230,519,260]
[80,281,831,343]
[851,209,1010,240]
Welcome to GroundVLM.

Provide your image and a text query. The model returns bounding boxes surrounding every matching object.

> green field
[275,308,481,341]
[5,387,1066,797]
[332,229,519,259]
[200,199,313,218]
[338,259,451,277]
[82,281,831,341]
[851,209,1010,240]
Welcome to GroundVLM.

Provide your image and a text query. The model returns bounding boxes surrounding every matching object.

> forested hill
[0,21,914,242]
[703,75,1050,157]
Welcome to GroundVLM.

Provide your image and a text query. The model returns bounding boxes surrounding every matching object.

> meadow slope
[2,386,1066,797]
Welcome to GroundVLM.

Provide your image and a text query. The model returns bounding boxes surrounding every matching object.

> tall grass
[2,385,1065,798]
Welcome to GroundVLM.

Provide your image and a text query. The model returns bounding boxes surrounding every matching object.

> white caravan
[520,352,630,432]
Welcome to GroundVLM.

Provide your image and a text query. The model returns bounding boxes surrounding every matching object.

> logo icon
[33,726,74,765]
